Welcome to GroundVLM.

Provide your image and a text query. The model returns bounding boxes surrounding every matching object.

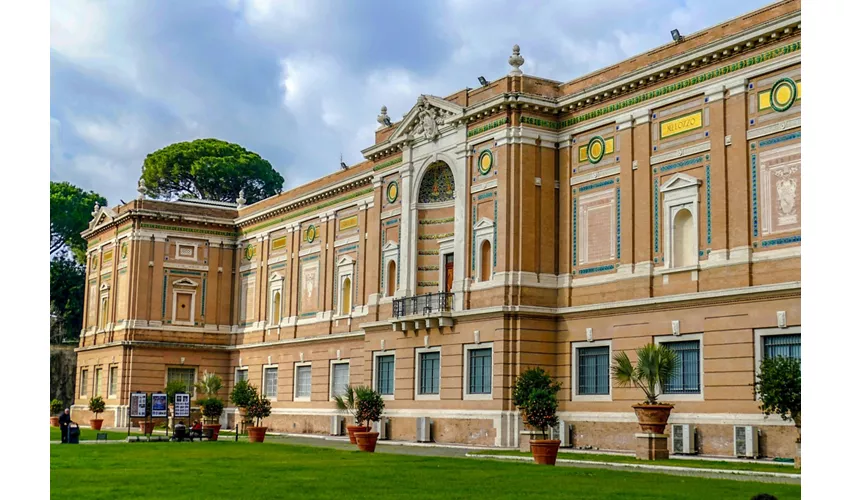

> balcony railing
[392,292,453,318]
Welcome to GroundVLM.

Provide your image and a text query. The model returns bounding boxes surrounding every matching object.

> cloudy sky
[50,0,771,205]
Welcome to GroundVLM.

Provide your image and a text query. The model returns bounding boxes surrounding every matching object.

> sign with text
[173,393,191,418]
[151,393,168,418]
[130,392,147,418]
[660,110,703,139]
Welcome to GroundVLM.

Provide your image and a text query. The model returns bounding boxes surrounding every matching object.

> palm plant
[333,385,363,425]
[612,343,680,405]
[195,371,223,398]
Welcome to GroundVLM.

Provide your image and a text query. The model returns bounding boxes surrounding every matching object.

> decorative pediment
[388,95,463,143]
[269,272,284,282]
[89,204,117,229]
[337,255,356,266]
[660,173,701,193]
[99,283,110,291]
[382,241,399,252]
[172,278,198,288]
[473,218,494,230]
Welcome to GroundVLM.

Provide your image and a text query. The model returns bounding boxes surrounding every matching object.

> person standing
[58,409,72,443]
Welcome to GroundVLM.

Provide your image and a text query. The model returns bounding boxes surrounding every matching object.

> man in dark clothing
[58,409,72,443]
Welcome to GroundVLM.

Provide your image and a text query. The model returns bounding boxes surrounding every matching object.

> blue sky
[50,0,772,205]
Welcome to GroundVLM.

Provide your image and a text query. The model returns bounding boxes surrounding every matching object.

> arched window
[673,208,696,267]
[341,278,352,315]
[386,260,396,297]
[272,291,281,324]
[99,296,109,329]
[418,162,455,203]
[480,240,492,281]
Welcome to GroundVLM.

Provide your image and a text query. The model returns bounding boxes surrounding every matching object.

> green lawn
[49,426,142,442]
[469,449,799,475]
[51,441,800,499]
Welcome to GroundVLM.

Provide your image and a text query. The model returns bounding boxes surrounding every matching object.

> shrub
[333,385,368,425]
[200,397,225,424]
[354,387,384,427]
[164,380,188,405]
[244,392,272,427]
[230,380,257,409]
[195,371,223,398]
[88,396,106,419]
[612,343,680,404]
[754,356,801,429]
[512,367,562,434]
[50,399,63,416]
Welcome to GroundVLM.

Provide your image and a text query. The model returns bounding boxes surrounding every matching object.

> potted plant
[512,367,562,465]
[230,380,257,433]
[88,396,106,430]
[50,399,63,427]
[333,385,370,444]
[244,389,272,443]
[612,343,680,434]
[352,386,384,452]
[754,355,801,468]
[195,371,224,440]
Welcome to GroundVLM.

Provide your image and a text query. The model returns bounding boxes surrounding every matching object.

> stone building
[73,0,801,458]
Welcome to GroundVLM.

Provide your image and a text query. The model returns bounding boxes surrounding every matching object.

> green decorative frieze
[418,232,454,240]
[418,250,439,256]
[417,281,439,287]
[520,116,562,130]
[468,117,508,138]
[117,225,132,234]
[140,224,237,238]
[373,157,403,172]
[242,187,373,235]
[418,217,455,225]
[417,265,440,271]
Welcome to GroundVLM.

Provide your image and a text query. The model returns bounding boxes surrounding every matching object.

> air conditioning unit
[416,417,432,442]
[734,425,759,458]
[372,417,389,440]
[330,415,344,436]
[547,420,572,448]
[671,424,696,454]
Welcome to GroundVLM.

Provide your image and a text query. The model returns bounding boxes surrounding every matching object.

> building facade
[73,0,801,458]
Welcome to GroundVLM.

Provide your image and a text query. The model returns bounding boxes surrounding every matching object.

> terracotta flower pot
[247,426,267,443]
[355,431,379,452]
[139,421,156,435]
[632,404,674,434]
[90,419,104,431]
[203,424,222,441]
[346,425,370,444]
[50,416,60,427]
[530,440,561,465]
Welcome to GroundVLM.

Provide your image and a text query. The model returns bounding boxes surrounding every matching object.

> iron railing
[392,292,453,318]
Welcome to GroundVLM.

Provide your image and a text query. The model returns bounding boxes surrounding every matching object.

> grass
[469,449,800,475]
[51,440,800,499]
[49,426,142,442]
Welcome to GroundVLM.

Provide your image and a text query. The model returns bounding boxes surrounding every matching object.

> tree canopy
[50,181,106,264]
[50,253,86,342]
[140,138,284,204]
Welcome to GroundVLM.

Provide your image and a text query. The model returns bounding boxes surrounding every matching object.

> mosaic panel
[418,163,455,203]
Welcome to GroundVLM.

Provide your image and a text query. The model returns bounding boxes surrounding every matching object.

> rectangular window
[419,351,440,395]
[330,362,349,399]
[467,348,492,395]
[764,334,801,360]
[294,365,311,399]
[376,355,395,396]
[662,340,701,394]
[94,368,103,397]
[577,346,610,395]
[167,367,196,395]
[235,368,249,383]
[80,369,89,397]
[108,366,119,397]
[263,367,279,399]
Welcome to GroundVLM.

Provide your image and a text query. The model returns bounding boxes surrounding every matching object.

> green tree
[140,138,284,204]
[50,181,106,263]
[50,253,86,343]
[755,356,801,429]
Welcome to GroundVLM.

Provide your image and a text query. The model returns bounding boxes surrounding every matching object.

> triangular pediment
[473,218,494,230]
[337,255,356,266]
[660,173,701,193]
[172,278,198,288]
[90,206,117,229]
[388,95,464,143]
[382,241,399,252]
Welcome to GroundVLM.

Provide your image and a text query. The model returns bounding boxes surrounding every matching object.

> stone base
[519,431,547,452]
[635,432,669,460]
[795,440,801,469]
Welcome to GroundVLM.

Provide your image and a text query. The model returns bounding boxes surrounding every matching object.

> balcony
[390,292,455,331]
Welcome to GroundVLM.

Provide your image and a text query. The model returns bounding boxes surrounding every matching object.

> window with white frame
[108,366,119,398]
[374,353,395,397]
[235,367,249,383]
[464,343,493,399]
[660,173,701,269]
[381,242,399,298]
[263,366,278,399]
[294,364,311,400]
[99,284,110,330]
[473,218,494,282]
[80,369,89,398]
[167,367,196,396]
[657,334,703,397]
[336,256,355,315]
[330,361,350,399]
[94,368,103,397]
[268,273,284,326]
[415,347,441,398]
[571,341,612,400]
[754,326,801,375]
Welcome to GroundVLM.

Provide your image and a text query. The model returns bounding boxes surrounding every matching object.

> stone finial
[236,188,247,208]
[377,105,392,127]
[91,201,100,217]
[137,178,147,200]
[508,44,525,76]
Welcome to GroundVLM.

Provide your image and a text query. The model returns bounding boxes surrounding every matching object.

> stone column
[398,160,414,298]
